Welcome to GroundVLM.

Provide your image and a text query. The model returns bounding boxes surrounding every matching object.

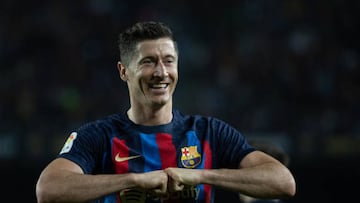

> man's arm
[36,158,168,203]
[165,150,296,199]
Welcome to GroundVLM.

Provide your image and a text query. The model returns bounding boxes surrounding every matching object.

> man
[36,21,296,203]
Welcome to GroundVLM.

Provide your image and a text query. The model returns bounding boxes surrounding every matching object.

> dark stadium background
[1,0,359,202]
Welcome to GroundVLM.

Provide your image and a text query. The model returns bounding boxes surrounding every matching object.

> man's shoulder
[172,109,227,125]
[77,112,129,131]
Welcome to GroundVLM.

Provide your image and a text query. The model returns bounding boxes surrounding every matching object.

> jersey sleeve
[211,118,255,168]
[57,121,107,174]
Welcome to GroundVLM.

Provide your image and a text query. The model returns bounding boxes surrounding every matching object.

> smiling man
[35,21,296,203]
[119,37,178,125]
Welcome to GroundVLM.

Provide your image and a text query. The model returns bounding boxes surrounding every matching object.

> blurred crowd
[1,0,359,161]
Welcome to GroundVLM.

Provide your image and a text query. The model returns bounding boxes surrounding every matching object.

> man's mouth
[150,83,169,89]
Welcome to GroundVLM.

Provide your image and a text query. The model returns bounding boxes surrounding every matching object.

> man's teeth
[151,84,167,88]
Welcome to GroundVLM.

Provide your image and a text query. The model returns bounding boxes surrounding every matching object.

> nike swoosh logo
[115,153,141,162]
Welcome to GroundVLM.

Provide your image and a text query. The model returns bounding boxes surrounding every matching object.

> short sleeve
[57,122,106,174]
[212,118,255,168]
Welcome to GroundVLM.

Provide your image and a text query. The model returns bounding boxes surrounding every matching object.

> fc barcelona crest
[181,146,201,168]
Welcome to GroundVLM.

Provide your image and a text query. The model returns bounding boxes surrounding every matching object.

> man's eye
[142,60,154,64]
[164,59,175,65]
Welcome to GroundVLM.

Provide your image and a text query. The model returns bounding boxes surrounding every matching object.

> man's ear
[117,61,127,81]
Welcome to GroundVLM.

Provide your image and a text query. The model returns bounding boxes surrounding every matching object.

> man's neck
[127,104,173,126]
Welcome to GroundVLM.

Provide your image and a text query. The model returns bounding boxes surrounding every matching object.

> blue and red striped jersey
[58,109,255,203]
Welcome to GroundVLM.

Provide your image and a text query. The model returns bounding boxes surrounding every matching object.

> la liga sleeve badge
[60,132,77,154]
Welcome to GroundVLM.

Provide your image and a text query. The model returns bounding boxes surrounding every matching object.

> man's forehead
[136,38,176,55]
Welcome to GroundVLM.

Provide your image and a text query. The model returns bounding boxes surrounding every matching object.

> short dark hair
[118,21,178,67]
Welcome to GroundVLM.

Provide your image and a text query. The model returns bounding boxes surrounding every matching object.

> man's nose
[154,61,168,77]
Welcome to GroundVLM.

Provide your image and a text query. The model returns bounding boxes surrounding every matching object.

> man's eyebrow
[162,54,177,60]
[165,54,176,58]
[140,56,157,61]
[139,55,175,62]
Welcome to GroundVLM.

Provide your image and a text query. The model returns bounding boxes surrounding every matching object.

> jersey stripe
[203,140,212,203]
[186,130,201,147]
[185,131,213,203]
[185,131,205,202]
[157,133,179,203]
[156,133,177,169]
[139,133,161,172]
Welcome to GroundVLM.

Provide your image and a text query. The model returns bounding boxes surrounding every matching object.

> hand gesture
[135,170,168,196]
[165,167,202,192]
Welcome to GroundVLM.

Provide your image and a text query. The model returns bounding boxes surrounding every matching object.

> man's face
[124,38,178,108]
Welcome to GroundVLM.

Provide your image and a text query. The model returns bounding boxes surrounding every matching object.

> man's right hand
[134,170,168,196]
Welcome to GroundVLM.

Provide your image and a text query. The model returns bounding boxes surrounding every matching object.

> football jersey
[58,109,255,203]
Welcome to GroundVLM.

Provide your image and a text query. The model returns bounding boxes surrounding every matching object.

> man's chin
[149,97,170,108]
[151,100,168,108]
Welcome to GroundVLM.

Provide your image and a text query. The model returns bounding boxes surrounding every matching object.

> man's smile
[150,83,169,89]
